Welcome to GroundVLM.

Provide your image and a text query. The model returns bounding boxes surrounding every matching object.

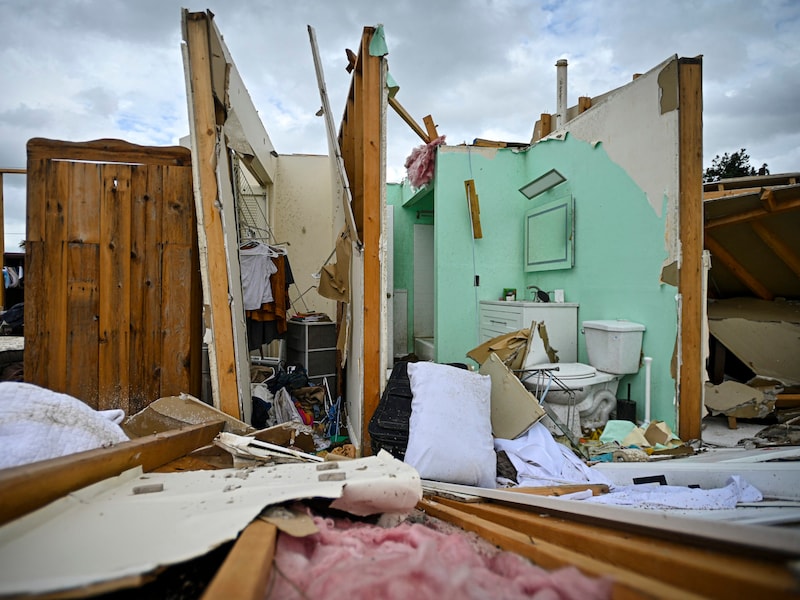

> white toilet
[521,319,645,436]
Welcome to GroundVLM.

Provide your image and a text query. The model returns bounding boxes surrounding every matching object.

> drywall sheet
[0,451,421,597]
[708,298,800,386]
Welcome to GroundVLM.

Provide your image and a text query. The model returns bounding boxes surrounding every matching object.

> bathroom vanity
[478,301,579,362]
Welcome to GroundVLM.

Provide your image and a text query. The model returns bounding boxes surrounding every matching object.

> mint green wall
[389,136,678,428]
[519,136,677,428]
[387,182,433,355]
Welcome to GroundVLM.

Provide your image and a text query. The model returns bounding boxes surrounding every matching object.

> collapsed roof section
[704,173,800,300]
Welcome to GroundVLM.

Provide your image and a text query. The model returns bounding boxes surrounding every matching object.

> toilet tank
[582,320,645,374]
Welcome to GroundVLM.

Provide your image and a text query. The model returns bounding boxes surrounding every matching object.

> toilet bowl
[521,319,645,436]
[521,363,620,436]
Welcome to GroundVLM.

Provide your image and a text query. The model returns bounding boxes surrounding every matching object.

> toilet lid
[528,362,596,380]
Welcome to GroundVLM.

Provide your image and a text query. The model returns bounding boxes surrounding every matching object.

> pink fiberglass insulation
[404,135,446,189]
[267,515,612,600]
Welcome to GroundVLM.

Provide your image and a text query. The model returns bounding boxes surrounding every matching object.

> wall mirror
[524,195,574,272]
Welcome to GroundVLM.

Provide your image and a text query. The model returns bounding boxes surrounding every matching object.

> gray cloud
[1,0,798,252]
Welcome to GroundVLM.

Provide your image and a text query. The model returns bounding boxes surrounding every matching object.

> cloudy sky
[1,0,798,252]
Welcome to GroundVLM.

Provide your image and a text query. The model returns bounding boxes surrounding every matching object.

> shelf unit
[286,319,337,389]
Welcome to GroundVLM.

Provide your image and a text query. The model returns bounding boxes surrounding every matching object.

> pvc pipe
[644,356,653,423]
[556,59,568,128]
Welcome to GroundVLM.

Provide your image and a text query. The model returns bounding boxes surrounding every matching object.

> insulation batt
[404,135,446,188]
[268,515,611,599]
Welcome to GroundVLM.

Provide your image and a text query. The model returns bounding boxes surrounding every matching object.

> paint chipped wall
[390,56,684,429]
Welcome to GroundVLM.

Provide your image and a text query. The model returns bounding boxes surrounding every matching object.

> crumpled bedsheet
[0,381,129,470]
[268,515,612,600]
[496,423,764,510]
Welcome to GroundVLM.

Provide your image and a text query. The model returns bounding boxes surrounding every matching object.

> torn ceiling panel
[707,297,800,386]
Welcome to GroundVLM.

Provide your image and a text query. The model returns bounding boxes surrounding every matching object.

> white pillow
[404,362,496,488]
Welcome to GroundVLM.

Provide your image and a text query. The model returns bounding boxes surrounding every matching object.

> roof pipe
[556,59,568,129]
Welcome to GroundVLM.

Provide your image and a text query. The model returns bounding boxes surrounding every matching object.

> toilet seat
[527,362,596,380]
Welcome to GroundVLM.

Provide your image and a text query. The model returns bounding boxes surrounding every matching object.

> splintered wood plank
[0,421,224,527]
[419,498,705,600]
[423,114,439,140]
[98,164,132,412]
[201,520,277,600]
[432,497,800,599]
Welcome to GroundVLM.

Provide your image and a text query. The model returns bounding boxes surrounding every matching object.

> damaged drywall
[708,297,800,387]
[0,452,421,597]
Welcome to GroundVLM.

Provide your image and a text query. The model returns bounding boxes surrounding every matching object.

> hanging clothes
[246,254,295,350]
[240,242,279,311]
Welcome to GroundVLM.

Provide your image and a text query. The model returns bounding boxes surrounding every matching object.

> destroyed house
[0,9,798,600]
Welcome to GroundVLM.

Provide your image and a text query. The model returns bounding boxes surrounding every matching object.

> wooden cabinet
[479,301,579,362]
[286,320,337,388]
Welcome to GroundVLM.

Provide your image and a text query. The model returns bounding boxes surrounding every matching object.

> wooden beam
[506,484,609,497]
[431,497,799,599]
[357,28,384,456]
[201,519,277,600]
[0,421,224,526]
[423,114,439,140]
[182,11,242,419]
[751,220,800,278]
[705,234,774,300]
[464,180,482,239]
[578,96,592,113]
[388,96,429,143]
[540,113,552,138]
[418,498,706,600]
[677,57,704,442]
[26,138,190,166]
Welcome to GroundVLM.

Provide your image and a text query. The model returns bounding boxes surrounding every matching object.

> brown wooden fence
[24,138,202,415]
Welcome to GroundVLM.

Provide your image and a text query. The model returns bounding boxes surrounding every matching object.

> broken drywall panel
[0,451,421,597]
[704,381,776,419]
[557,55,680,222]
[479,352,545,439]
[122,394,255,438]
[708,298,800,386]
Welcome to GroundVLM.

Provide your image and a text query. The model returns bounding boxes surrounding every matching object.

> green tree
[703,148,769,182]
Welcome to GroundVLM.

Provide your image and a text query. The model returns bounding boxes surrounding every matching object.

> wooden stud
[201,520,277,600]
[705,235,774,300]
[751,220,800,278]
[419,498,707,600]
[677,57,704,442]
[423,114,439,140]
[183,11,242,419]
[388,96,429,143]
[0,421,224,526]
[432,497,800,599]
[464,180,483,239]
[358,28,384,456]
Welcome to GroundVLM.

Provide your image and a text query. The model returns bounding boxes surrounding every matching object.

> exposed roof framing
[704,174,800,300]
